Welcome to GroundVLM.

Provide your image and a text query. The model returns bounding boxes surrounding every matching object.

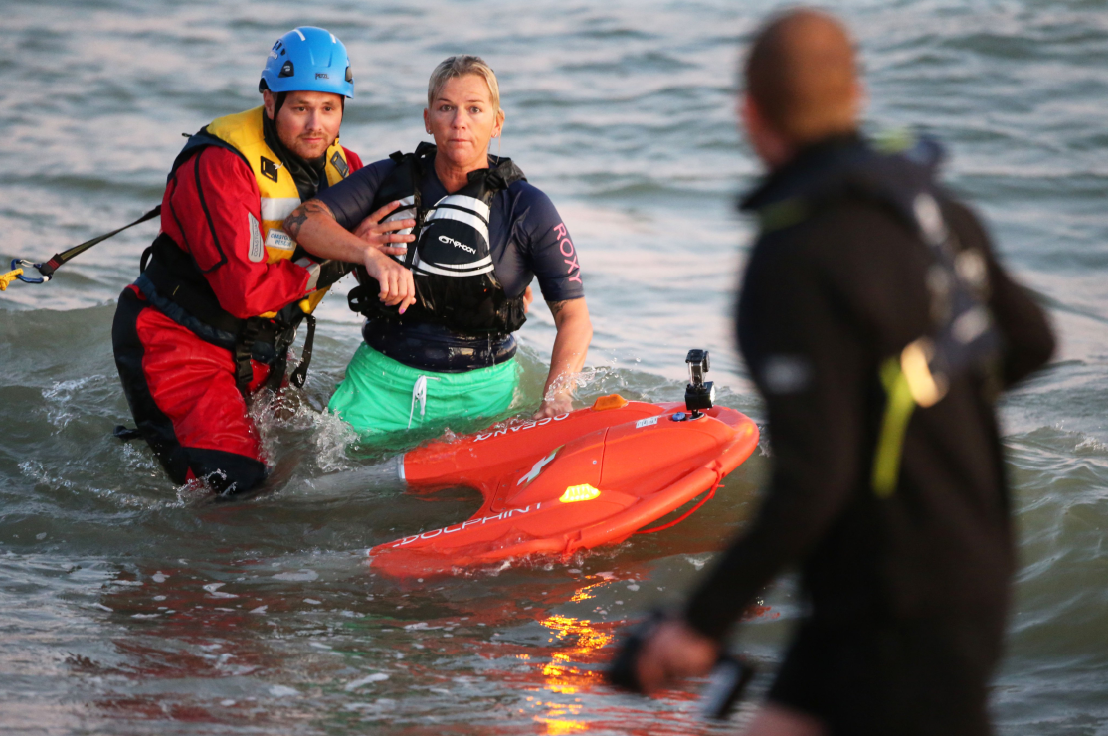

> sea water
[1,1,1106,733]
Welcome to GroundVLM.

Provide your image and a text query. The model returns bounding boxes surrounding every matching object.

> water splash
[41,375,98,430]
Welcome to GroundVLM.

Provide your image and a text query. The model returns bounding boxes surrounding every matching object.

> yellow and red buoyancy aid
[203,105,353,314]
[138,105,356,392]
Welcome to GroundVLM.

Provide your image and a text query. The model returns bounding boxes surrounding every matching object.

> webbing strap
[871,357,918,498]
[288,313,315,388]
[234,319,263,397]
[38,205,162,278]
[142,237,246,336]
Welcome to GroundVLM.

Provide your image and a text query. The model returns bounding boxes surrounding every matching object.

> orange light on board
[591,394,628,411]
[560,484,601,503]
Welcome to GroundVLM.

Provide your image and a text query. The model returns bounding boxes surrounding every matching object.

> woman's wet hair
[427,55,501,111]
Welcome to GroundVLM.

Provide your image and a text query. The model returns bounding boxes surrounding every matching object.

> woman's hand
[534,298,593,419]
[353,200,416,257]
[362,247,416,314]
[534,393,573,419]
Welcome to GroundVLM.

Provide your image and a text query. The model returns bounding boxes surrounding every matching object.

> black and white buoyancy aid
[348,143,528,335]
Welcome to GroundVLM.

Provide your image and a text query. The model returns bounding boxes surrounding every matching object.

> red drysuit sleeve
[160,146,311,319]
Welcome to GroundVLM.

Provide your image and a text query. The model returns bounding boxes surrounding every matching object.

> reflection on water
[533,613,612,732]
[74,563,737,734]
[542,613,612,684]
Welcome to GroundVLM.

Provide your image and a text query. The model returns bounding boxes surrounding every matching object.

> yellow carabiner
[0,268,24,291]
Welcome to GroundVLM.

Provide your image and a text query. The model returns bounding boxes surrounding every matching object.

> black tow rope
[1,205,161,291]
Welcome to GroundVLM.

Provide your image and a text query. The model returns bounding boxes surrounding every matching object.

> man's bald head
[744,8,861,145]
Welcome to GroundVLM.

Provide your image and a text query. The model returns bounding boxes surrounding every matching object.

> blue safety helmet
[259,27,354,98]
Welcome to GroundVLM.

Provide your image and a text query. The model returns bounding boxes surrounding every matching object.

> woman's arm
[534,297,593,419]
[284,199,418,312]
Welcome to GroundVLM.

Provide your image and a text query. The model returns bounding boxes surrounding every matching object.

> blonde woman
[285,56,592,437]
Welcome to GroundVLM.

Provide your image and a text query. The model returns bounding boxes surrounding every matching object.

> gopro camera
[684,349,715,418]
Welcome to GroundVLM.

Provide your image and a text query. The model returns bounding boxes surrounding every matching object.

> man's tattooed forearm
[284,210,308,239]
[283,200,335,239]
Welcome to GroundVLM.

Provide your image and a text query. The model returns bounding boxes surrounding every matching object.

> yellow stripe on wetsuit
[872,338,947,497]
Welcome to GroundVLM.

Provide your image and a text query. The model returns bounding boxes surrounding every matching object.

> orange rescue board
[367,398,759,578]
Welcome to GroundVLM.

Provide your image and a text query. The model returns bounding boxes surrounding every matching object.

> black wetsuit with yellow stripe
[683,134,1055,735]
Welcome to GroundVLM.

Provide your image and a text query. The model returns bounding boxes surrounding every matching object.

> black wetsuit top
[683,135,1055,735]
[316,156,584,371]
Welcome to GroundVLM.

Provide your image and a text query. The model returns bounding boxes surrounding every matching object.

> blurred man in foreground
[626,8,1054,735]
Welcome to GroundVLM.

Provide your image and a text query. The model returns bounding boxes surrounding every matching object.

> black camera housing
[685,349,714,417]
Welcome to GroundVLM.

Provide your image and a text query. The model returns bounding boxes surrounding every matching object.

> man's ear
[262,90,276,121]
[739,94,762,138]
[739,93,794,169]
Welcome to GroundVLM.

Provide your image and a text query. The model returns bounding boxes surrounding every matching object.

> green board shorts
[327,343,520,439]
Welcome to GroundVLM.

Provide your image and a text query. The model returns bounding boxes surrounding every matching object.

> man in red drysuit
[111,26,413,496]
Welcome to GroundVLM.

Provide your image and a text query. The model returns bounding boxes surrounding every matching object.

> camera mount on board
[684,349,715,418]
